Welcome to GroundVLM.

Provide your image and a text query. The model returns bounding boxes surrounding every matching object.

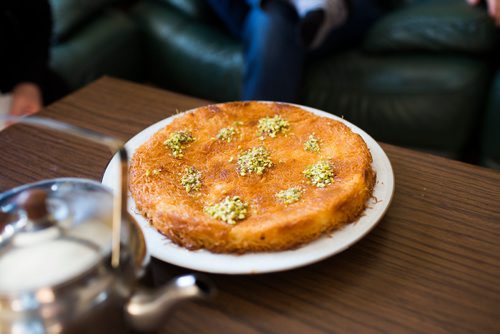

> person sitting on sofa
[0,0,68,121]
[204,0,385,102]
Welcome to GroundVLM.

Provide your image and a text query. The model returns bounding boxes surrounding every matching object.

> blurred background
[17,0,500,168]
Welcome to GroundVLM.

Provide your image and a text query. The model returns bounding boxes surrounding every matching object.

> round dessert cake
[129,102,375,254]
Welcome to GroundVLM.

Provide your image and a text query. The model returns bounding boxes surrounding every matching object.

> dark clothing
[0,0,68,104]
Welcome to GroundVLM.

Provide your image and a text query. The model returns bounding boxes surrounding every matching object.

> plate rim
[102,102,394,274]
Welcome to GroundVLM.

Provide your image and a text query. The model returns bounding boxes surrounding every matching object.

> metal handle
[1,116,127,268]
[125,274,215,331]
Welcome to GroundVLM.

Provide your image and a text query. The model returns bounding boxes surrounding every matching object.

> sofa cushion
[49,0,119,41]
[364,0,500,54]
[301,52,489,156]
[50,10,143,89]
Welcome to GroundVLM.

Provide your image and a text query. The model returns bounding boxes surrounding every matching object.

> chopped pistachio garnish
[304,134,320,152]
[257,115,289,138]
[276,187,304,205]
[303,160,334,188]
[180,166,202,192]
[237,146,273,176]
[233,121,244,126]
[145,168,162,177]
[163,130,194,158]
[216,126,237,142]
[204,196,248,225]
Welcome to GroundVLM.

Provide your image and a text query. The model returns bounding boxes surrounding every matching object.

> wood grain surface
[1,77,499,334]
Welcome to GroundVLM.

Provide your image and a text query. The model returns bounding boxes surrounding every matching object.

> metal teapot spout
[125,274,215,331]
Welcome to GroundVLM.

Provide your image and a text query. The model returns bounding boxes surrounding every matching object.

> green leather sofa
[48,0,500,167]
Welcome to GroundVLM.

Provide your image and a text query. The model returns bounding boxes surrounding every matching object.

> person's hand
[467,0,500,26]
[9,82,42,118]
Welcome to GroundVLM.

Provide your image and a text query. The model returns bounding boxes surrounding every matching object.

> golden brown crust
[129,102,375,253]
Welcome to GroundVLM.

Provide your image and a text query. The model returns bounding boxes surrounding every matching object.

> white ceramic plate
[102,103,394,274]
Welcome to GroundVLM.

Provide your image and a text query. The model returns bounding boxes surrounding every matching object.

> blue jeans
[206,0,384,102]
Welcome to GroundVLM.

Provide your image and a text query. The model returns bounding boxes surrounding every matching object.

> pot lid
[0,178,113,293]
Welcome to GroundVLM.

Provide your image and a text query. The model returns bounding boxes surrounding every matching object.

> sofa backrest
[50,0,120,42]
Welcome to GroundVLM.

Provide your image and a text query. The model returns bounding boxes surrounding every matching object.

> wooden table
[1,77,499,334]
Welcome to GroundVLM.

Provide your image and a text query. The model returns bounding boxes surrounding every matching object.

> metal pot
[0,118,215,334]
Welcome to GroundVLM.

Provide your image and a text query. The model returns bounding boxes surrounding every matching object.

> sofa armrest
[363,0,500,54]
[50,10,143,89]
